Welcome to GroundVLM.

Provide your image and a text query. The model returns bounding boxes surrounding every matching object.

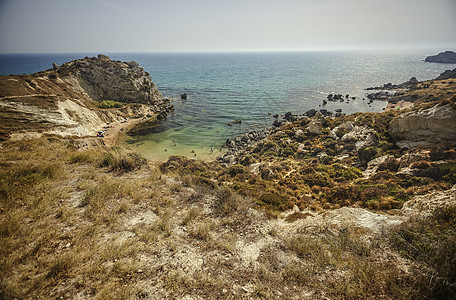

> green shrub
[98,100,125,109]
[358,146,377,165]
[258,192,291,211]
[302,172,332,187]
[429,164,456,184]
[225,165,248,177]
[330,163,363,181]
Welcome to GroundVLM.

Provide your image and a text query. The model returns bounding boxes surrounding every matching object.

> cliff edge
[0,55,173,142]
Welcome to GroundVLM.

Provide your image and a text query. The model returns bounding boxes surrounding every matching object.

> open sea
[1,50,455,161]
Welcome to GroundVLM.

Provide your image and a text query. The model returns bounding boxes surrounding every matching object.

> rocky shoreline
[217,68,456,167]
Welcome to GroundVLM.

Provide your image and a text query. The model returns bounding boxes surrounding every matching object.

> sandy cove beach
[99,118,142,147]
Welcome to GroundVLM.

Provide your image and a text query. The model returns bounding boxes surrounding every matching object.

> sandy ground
[98,118,142,147]
[385,100,414,111]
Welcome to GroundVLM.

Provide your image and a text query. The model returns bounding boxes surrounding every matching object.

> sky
[0,0,455,53]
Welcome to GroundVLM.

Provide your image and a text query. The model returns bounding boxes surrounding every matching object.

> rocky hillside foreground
[1,60,456,299]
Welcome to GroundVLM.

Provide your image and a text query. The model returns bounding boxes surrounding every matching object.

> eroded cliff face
[0,55,173,142]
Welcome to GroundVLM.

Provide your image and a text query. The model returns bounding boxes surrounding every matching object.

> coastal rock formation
[306,120,323,134]
[366,77,418,91]
[56,54,163,105]
[435,68,456,80]
[0,55,173,141]
[425,51,456,63]
[389,104,456,147]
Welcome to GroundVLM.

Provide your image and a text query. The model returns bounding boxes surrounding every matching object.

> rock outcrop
[401,185,456,218]
[56,54,163,105]
[340,125,378,150]
[435,68,456,80]
[425,51,456,64]
[366,77,419,91]
[389,104,456,148]
[363,155,399,177]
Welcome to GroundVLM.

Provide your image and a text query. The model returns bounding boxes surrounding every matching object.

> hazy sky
[0,0,455,53]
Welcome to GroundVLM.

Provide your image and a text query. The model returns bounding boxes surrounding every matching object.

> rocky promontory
[56,54,163,105]
[425,50,456,63]
[0,55,173,142]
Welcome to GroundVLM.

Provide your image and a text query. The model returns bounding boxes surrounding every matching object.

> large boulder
[307,121,323,134]
[363,155,399,177]
[389,104,456,147]
[341,125,378,150]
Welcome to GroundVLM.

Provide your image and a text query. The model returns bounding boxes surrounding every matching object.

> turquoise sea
[1,50,455,161]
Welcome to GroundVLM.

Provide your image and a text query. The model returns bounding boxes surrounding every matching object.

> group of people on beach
[164,142,217,159]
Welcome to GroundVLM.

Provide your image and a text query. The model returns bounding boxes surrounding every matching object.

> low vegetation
[98,100,125,109]
[391,205,456,298]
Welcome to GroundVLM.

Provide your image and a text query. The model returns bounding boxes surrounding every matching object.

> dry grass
[0,138,165,298]
[0,137,452,299]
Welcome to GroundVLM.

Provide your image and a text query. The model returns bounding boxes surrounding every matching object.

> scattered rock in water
[367,91,392,100]
[272,119,283,127]
[284,112,299,122]
[304,109,316,117]
[180,93,188,100]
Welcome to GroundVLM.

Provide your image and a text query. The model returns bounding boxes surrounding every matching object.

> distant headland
[425,50,456,64]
